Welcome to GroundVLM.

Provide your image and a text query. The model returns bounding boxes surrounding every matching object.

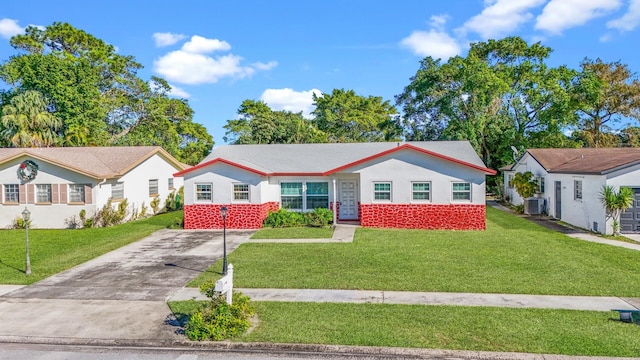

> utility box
[525,198,541,215]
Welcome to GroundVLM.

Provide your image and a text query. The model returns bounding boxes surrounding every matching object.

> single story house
[176,141,496,230]
[0,146,187,228]
[503,148,640,234]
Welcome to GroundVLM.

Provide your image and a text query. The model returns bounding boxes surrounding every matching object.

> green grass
[168,301,640,357]
[189,207,640,296]
[0,211,182,284]
[250,227,333,239]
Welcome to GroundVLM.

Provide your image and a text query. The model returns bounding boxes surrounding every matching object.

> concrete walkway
[169,287,639,311]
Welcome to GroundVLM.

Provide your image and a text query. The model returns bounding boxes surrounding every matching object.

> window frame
[4,184,19,203]
[68,184,86,203]
[373,181,392,201]
[451,181,471,201]
[411,181,431,202]
[280,182,303,211]
[36,184,52,204]
[195,183,213,202]
[111,182,124,200]
[233,183,250,202]
[149,179,159,197]
[305,182,329,210]
[574,180,583,200]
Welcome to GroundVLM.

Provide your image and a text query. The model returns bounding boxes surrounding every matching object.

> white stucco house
[503,148,640,234]
[0,146,187,228]
[176,141,496,230]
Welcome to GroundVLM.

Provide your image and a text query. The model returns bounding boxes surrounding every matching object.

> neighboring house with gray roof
[0,146,187,228]
[176,141,496,230]
[503,148,640,234]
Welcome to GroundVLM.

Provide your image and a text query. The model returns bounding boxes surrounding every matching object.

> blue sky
[1,0,640,145]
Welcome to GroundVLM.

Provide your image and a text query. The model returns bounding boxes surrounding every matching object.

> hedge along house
[0,146,187,228]
[176,141,496,230]
[502,148,640,234]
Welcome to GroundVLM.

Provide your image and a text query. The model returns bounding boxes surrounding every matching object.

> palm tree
[1,90,62,147]
[599,185,635,236]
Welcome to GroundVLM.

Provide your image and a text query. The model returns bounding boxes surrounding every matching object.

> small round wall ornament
[18,160,38,182]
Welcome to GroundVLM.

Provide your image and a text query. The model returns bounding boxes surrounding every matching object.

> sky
[1,0,640,145]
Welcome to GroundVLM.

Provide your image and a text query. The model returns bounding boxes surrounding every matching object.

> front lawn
[168,301,640,357]
[189,207,640,296]
[0,211,182,284]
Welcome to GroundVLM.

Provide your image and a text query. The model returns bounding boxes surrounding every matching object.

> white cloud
[181,35,230,53]
[535,0,622,34]
[153,35,277,85]
[607,0,640,31]
[260,88,322,118]
[168,84,190,98]
[461,0,547,39]
[0,18,24,39]
[400,15,462,60]
[153,32,186,47]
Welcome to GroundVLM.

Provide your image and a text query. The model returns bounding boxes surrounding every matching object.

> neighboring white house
[503,148,640,234]
[176,141,496,230]
[0,146,187,228]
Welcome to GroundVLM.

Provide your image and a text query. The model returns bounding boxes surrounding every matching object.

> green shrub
[12,216,31,229]
[304,208,333,227]
[514,203,525,214]
[184,283,255,341]
[263,208,305,227]
[94,198,129,227]
[150,197,160,214]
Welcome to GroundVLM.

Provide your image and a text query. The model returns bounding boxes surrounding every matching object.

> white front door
[339,180,358,220]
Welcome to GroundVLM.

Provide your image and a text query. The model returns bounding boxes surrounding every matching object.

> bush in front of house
[263,208,333,228]
[184,282,255,341]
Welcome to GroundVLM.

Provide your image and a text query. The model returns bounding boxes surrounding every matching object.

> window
[69,184,85,203]
[149,179,158,196]
[168,178,174,190]
[306,182,329,209]
[112,182,124,200]
[574,180,582,200]
[536,176,545,193]
[36,184,51,203]
[4,184,19,203]
[281,182,303,210]
[412,182,431,201]
[233,184,250,201]
[196,184,212,201]
[507,174,514,188]
[373,182,391,201]
[452,182,471,201]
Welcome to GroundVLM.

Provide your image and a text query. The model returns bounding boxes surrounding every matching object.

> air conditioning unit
[525,198,541,215]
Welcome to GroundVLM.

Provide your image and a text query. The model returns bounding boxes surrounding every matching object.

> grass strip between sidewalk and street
[0,211,182,285]
[188,207,640,297]
[168,300,640,357]
[250,227,333,239]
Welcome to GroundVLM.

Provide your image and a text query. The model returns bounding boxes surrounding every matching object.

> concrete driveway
[0,229,254,341]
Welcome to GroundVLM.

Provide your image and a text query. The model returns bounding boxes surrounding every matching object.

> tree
[312,89,401,142]
[0,22,213,163]
[510,171,538,200]
[223,100,326,144]
[1,90,62,147]
[599,185,635,236]
[396,37,578,170]
[571,58,640,148]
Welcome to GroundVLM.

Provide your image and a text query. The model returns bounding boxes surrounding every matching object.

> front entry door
[555,181,562,219]
[339,181,358,220]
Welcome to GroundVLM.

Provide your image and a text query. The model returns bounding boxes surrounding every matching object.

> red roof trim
[174,158,268,177]
[323,144,497,175]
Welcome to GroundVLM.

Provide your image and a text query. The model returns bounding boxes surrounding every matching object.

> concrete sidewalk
[169,287,640,312]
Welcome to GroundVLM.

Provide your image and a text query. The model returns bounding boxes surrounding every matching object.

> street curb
[0,336,635,359]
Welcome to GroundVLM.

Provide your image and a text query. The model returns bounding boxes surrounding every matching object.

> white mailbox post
[214,263,233,304]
